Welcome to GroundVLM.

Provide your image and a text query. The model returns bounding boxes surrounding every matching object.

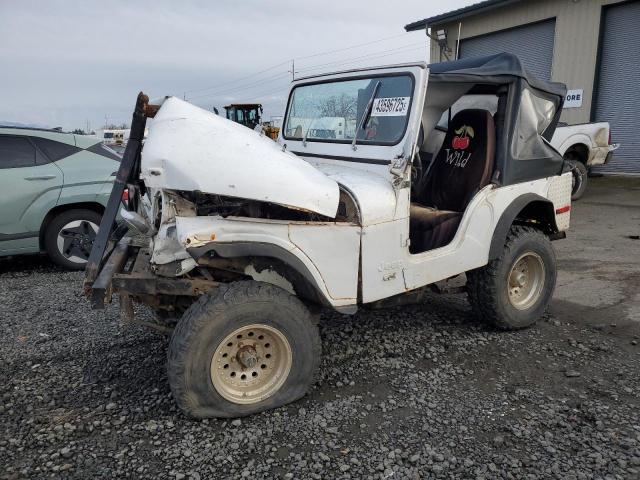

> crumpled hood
[141,97,340,218]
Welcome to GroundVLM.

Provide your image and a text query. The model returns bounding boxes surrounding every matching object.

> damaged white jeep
[86,53,572,418]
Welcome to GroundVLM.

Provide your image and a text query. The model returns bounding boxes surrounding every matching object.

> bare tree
[105,123,130,130]
[317,94,356,119]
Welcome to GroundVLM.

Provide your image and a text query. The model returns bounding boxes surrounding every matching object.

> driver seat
[409,109,495,253]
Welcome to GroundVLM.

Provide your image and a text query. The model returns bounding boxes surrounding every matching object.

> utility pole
[290,59,295,81]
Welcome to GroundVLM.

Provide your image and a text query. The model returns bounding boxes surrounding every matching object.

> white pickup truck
[551,122,619,200]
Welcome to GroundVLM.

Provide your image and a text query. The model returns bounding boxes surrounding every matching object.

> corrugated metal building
[406,0,640,174]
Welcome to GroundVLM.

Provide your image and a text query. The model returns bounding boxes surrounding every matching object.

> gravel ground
[1,178,639,480]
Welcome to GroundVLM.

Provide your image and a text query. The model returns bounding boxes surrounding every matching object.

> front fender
[174,216,359,311]
[188,241,333,308]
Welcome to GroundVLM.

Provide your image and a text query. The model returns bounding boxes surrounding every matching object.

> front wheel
[167,281,321,418]
[467,226,557,330]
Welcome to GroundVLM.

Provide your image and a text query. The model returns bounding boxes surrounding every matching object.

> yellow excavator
[223,103,279,140]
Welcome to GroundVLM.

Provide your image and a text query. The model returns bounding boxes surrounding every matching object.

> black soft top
[428,53,568,185]
[428,52,566,99]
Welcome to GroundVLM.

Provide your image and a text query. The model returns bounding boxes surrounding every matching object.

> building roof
[404,0,522,31]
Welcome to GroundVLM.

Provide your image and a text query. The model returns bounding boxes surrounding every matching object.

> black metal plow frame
[83,92,160,308]
[88,238,218,310]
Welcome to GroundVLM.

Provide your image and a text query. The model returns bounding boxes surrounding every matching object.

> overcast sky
[0,0,474,131]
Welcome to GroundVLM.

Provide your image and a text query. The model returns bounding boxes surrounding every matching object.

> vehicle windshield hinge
[390,150,407,179]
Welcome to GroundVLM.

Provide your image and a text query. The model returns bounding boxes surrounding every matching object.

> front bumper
[86,236,217,310]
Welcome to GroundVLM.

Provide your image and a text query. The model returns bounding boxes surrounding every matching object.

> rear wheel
[467,226,556,330]
[566,152,588,200]
[44,209,101,270]
[167,281,321,418]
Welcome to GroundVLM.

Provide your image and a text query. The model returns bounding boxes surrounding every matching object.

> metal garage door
[594,1,640,174]
[459,20,556,81]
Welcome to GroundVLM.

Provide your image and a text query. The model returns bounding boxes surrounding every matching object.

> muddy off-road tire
[467,226,557,330]
[167,281,321,418]
[566,153,588,201]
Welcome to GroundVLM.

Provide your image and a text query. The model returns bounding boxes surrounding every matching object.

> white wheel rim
[56,220,99,264]
[507,252,545,310]
[210,324,292,405]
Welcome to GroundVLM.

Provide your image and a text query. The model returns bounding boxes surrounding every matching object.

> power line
[182,32,417,99]
[192,81,290,109]
[291,47,425,80]
[183,60,291,96]
[190,43,426,103]
[188,71,290,101]
[294,32,409,61]
[295,42,426,74]
[192,43,425,116]
[242,85,291,101]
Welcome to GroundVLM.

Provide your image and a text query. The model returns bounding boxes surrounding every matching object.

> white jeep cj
[86,53,573,418]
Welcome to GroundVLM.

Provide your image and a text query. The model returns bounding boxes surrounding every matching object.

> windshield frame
[282,71,416,147]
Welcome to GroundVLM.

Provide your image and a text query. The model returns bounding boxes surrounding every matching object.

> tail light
[121,188,129,208]
[608,129,612,146]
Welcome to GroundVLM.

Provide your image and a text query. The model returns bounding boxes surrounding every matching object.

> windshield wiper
[352,81,381,151]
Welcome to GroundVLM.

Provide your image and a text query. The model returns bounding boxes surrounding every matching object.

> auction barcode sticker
[371,97,410,117]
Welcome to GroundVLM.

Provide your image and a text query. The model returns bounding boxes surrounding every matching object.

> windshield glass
[284,74,413,145]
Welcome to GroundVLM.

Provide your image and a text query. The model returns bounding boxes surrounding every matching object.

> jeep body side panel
[288,223,360,300]
[546,173,572,231]
[175,216,360,306]
[360,174,571,303]
[360,183,494,303]
[141,97,340,218]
